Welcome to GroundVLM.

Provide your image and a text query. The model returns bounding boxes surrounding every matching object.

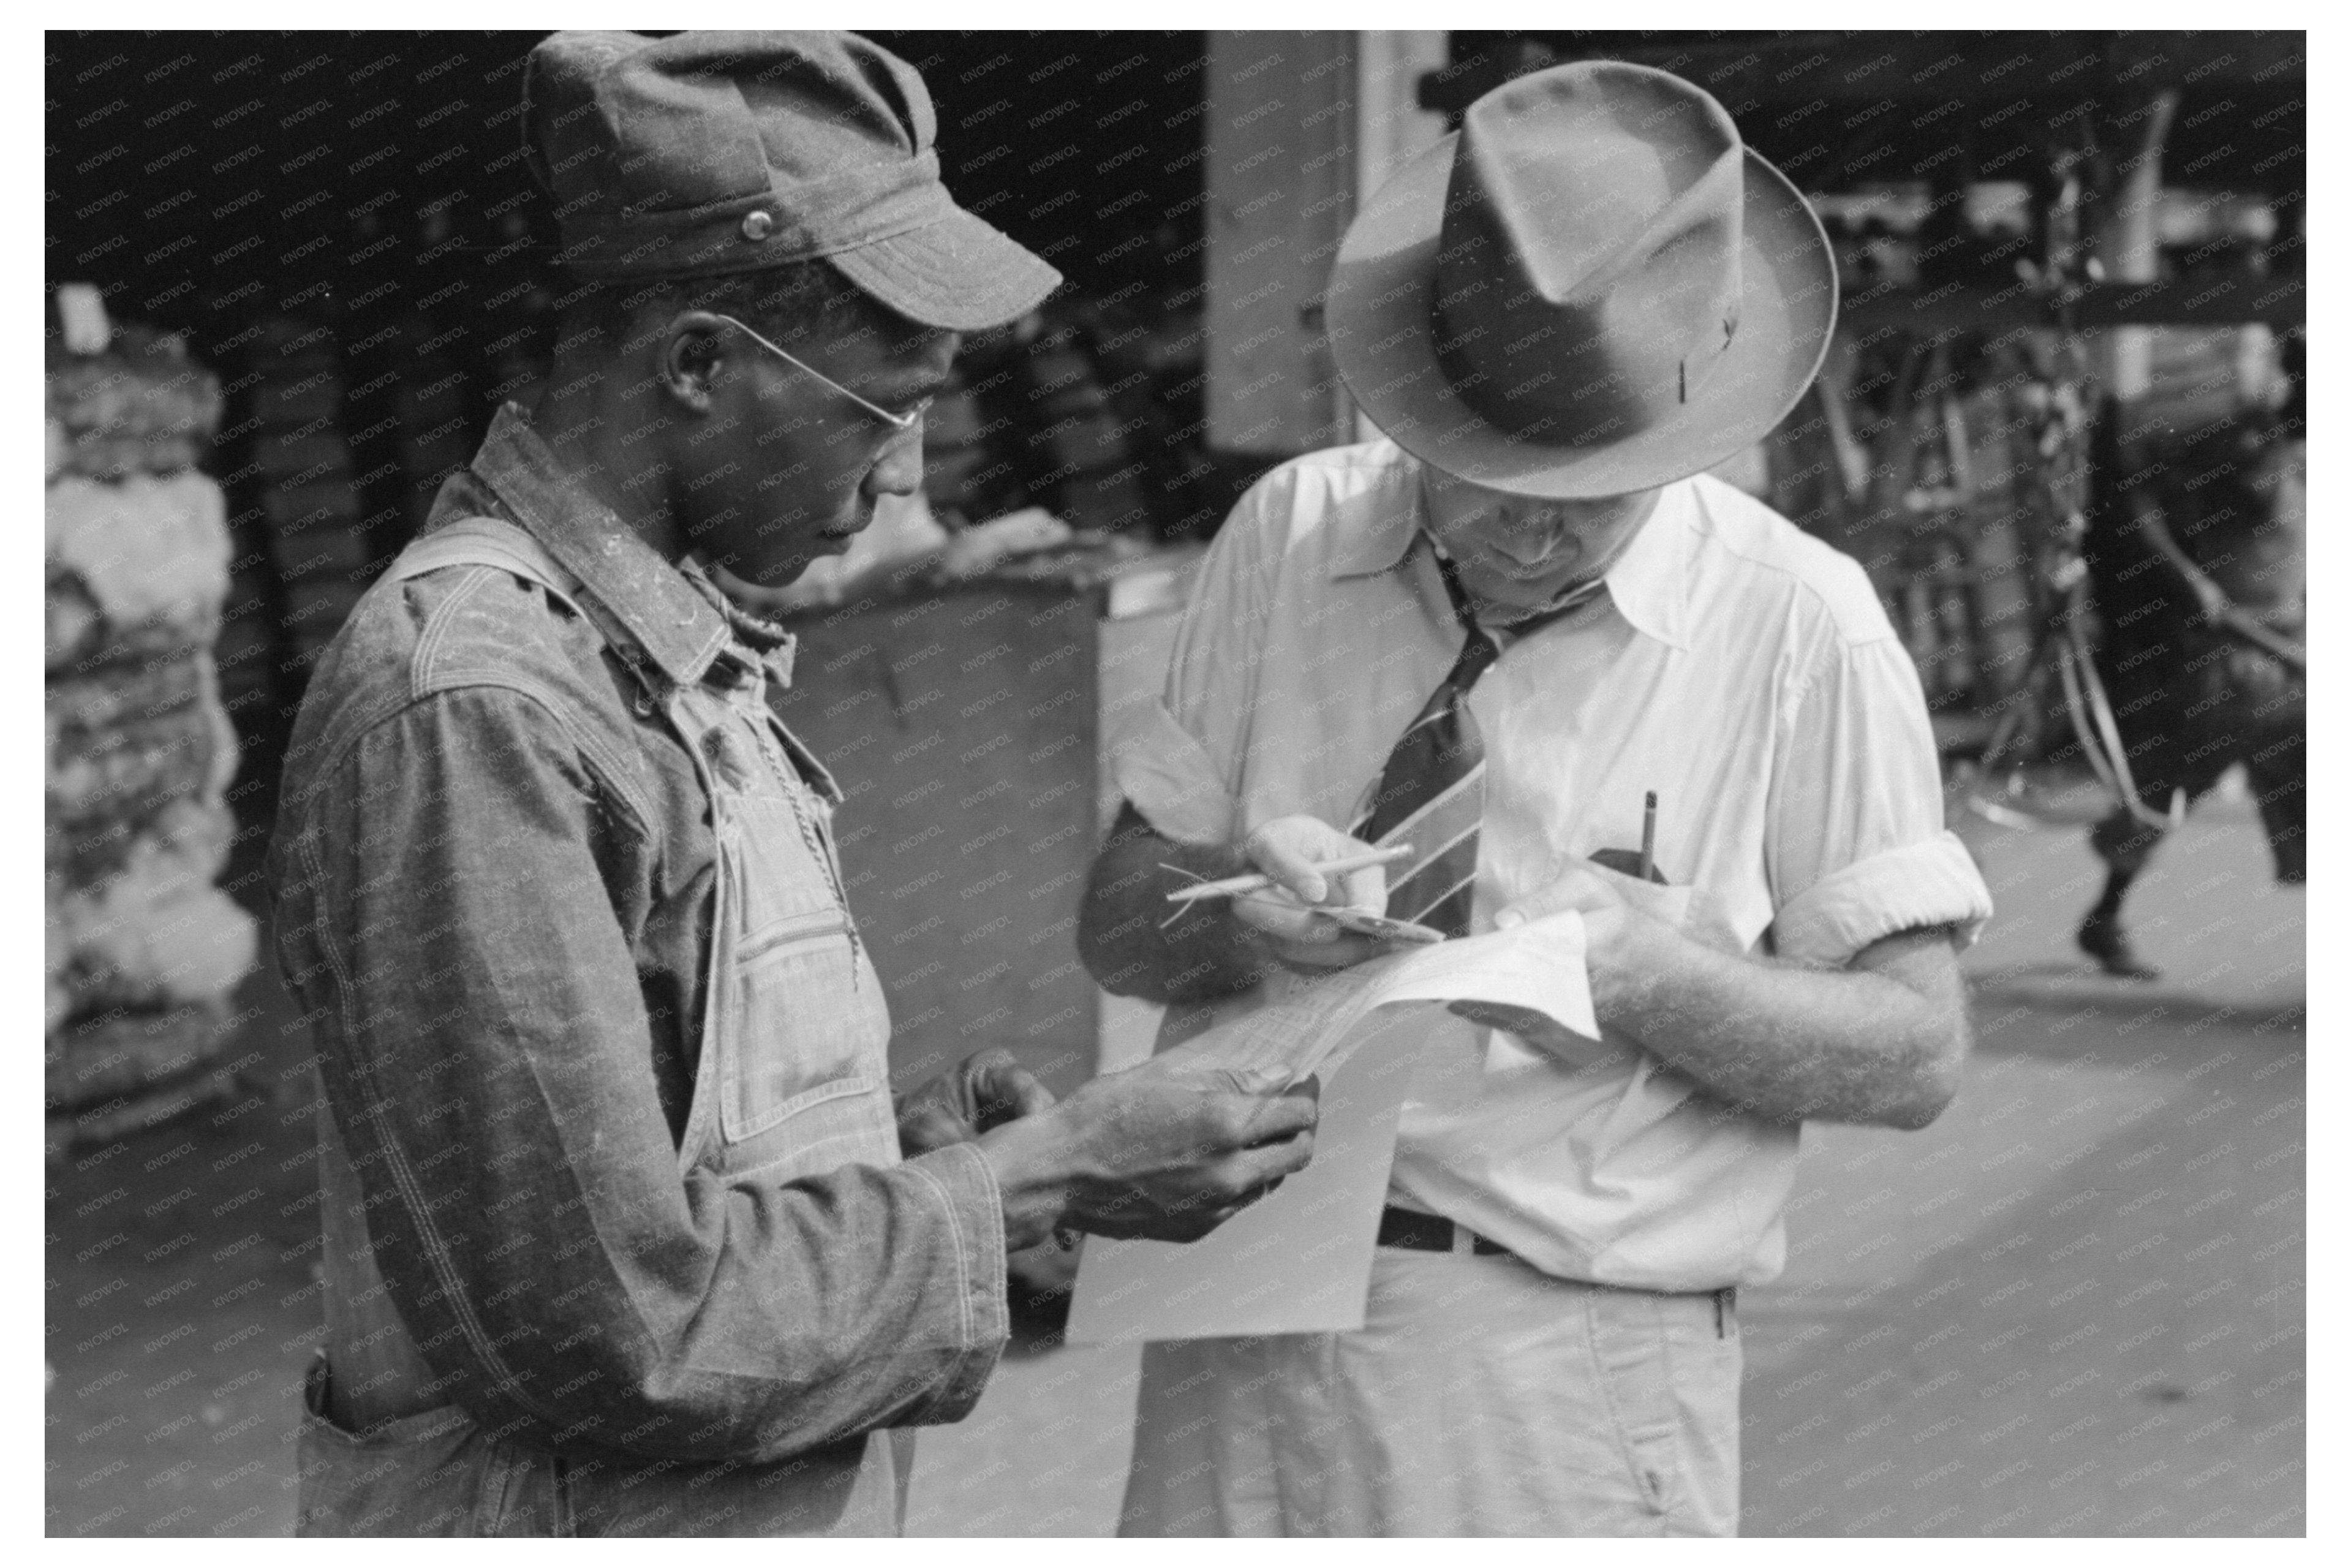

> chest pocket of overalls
[689,683,899,1183]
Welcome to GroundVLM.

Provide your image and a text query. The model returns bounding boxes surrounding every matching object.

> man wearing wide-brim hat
[1080,61,1994,1535]
[268,31,1318,1537]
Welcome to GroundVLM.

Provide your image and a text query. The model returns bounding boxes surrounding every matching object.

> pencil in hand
[1164,843,1416,904]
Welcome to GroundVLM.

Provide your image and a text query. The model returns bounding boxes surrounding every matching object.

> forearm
[323,1031,1009,1460]
[1076,802,1265,1004]
[1599,922,1969,1129]
[655,1145,1012,1448]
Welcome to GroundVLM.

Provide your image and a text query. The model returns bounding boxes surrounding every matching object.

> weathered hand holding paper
[1065,913,1600,1344]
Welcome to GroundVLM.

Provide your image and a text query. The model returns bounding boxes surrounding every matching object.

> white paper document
[1064,913,1601,1345]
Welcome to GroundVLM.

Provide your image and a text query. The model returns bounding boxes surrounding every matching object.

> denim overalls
[298,516,910,1536]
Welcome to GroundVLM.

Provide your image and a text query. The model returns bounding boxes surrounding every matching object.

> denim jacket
[266,404,1009,1535]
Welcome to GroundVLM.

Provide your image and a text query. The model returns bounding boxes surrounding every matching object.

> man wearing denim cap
[269,31,1317,1537]
[1081,61,1991,1534]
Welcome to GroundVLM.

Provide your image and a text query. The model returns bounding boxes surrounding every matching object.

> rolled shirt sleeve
[271,685,1007,1465]
[1109,698,1236,849]
[1765,631,1994,967]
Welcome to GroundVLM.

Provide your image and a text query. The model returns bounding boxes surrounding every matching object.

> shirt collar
[677,556,801,688]
[461,402,738,687]
[1593,482,1694,652]
[1326,454,1427,580]
[1327,453,1693,652]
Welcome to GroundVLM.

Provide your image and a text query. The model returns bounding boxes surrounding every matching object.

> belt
[1375,1206,1738,1337]
[1376,1204,1514,1257]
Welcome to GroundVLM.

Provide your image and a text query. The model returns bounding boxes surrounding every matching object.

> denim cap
[523,30,1061,330]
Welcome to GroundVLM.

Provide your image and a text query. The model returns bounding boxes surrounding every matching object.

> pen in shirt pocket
[1638,790,1656,880]
[1589,790,1669,884]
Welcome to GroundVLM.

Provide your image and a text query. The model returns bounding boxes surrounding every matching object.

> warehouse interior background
[46,30,2304,1537]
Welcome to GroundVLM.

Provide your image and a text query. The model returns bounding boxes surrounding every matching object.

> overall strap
[388,514,591,624]
[391,514,667,708]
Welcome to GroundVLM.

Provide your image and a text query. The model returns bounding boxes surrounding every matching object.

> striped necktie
[1351,548,1604,935]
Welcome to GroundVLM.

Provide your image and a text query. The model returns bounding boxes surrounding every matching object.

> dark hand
[979,1058,1321,1248]
[896,1047,1057,1159]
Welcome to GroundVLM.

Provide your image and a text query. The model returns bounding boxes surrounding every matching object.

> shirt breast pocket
[709,789,897,1178]
[721,908,889,1147]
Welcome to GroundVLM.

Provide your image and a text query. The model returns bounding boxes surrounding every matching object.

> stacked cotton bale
[46,311,257,1157]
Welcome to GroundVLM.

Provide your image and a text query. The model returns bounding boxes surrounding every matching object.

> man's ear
[657,311,729,415]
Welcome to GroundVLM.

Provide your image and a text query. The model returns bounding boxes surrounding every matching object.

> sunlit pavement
[1735,785,2303,1536]
[904,783,2305,1537]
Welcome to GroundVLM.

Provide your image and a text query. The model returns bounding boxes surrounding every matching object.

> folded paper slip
[1066,913,1598,1344]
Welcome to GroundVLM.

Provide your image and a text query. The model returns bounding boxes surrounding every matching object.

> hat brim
[829,206,1063,332]
[1327,133,1838,499]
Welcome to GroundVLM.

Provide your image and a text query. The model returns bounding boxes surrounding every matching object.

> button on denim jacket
[266,405,1008,1536]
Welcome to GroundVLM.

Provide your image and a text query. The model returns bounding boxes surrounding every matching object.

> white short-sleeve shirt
[1114,439,1994,1291]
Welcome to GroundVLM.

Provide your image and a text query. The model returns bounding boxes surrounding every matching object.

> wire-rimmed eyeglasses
[709,313,930,435]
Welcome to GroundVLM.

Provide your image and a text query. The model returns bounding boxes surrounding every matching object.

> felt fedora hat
[1328,60,1836,499]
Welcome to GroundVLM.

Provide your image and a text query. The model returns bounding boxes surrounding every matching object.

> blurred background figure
[2075,339,2304,978]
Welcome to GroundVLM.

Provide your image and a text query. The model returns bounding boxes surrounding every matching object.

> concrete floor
[46,782,2304,1536]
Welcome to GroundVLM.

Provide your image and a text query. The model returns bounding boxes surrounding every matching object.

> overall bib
[296,517,910,1536]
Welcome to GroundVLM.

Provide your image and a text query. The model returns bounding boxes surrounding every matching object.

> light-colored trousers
[1117,1247,1742,1537]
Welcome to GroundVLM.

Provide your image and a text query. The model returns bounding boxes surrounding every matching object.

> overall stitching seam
[405,565,486,703]
[897,1156,988,1423]
[297,678,654,854]
[398,522,663,831]
[898,1169,981,1426]
[473,1439,523,1536]
[670,692,730,1180]
[416,665,660,833]
[723,1082,884,1154]
[299,832,560,1430]
[289,564,502,785]
[901,1156,978,1350]
[731,688,864,977]
[704,787,882,1148]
